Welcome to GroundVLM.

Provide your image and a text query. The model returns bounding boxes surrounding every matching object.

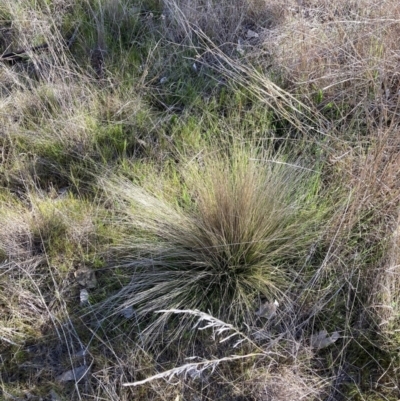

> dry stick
[0,43,49,63]
[0,25,80,64]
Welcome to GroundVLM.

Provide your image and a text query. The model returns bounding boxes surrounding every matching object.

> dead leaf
[237,38,245,55]
[187,366,202,380]
[56,365,89,382]
[246,29,259,39]
[310,330,340,349]
[50,389,62,401]
[121,305,135,319]
[255,300,279,318]
[75,267,97,288]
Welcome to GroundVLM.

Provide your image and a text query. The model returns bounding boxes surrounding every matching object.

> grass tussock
[97,144,328,343]
[1,0,400,400]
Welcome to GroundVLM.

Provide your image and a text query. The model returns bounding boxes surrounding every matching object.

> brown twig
[0,43,49,64]
[0,25,79,64]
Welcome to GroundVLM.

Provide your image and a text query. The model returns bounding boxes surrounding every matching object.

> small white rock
[80,289,89,305]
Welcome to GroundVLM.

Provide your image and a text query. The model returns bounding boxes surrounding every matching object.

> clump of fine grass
[96,142,328,345]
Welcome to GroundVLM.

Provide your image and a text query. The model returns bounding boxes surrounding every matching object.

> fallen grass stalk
[122,352,267,387]
[156,308,262,350]
[191,29,335,139]
[248,158,319,172]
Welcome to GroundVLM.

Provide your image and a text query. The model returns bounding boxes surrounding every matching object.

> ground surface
[1,1,400,400]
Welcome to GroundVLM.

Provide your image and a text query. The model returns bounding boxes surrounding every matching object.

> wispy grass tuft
[97,143,328,344]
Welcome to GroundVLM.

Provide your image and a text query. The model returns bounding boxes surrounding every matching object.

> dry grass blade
[191,29,335,139]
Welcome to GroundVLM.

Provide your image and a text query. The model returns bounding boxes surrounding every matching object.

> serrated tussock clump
[98,144,328,343]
